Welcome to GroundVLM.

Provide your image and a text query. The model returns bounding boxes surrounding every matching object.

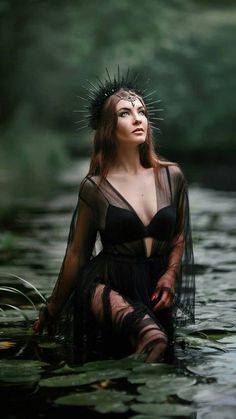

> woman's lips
[132,128,144,133]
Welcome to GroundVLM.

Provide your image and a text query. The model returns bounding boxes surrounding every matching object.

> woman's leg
[91,284,168,362]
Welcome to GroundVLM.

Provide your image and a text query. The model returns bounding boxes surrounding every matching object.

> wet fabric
[49,164,195,362]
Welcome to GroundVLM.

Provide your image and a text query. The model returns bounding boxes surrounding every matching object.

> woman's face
[115,97,148,146]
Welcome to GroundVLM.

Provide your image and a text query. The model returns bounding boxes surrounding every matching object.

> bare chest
[106,172,157,225]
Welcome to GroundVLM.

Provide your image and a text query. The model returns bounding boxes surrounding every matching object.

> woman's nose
[133,113,142,124]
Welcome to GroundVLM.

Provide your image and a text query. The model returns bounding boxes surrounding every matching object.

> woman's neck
[110,145,144,175]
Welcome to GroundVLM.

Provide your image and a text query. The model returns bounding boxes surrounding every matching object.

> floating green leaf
[40,368,129,388]
[0,359,45,385]
[128,363,175,384]
[136,375,197,403]
[38,342,63,350]
[54,354,145,375]
[176,335,227,351]
[55,389,134,413]
[0,326,32,338]
[131,402,194,416]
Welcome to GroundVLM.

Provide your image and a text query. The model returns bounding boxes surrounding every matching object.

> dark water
[1,159,236,419]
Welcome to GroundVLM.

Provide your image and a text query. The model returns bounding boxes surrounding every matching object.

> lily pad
[176,335,227,352]
[178,329,235,342]
[38,342,63,349]
[0,359,45,371]
[181,322,236,335]
[128,363,175,384]
[136,385,171,404]
[0,374,41,386]
[131,402,194,416]
[40,368,128,387]
[0,359,45,385]
[135,376,196,403]
[0,326,32,338]
[55,389,134,413]
[145,375,197,389]
[54,354,145,375]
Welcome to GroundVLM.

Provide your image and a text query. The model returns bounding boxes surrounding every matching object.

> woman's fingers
[150,288,161,302]
[152,290,172,311]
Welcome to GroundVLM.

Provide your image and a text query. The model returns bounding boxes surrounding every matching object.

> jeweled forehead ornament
[75,67,164,131]
[115,92,137,107]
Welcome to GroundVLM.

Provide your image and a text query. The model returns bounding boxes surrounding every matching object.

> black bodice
[100,204,177,245]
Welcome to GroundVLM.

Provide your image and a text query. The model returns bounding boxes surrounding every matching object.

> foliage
[0,104,68,216]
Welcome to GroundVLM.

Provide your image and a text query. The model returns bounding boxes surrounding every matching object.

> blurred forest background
[0,0,235,220]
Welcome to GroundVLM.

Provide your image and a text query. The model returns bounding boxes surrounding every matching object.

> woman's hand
[33,304,54,336]
[150,272,175,312]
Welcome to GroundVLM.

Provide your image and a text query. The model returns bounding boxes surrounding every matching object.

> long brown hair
[88,88,171,178]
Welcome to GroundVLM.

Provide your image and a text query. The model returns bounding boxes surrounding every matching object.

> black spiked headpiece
[75,67,163,131]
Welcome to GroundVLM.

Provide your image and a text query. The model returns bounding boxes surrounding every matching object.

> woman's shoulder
[79,174,107,201]
[158,162,186,189]
[158,159,183,174]
[79,174,100,189]
[166,163,185,179]
[79,175,99,199]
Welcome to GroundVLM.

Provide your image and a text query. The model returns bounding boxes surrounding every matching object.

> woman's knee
[135,317,168,362]
[145,338,168,362]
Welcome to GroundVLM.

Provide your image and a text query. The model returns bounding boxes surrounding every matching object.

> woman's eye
[118,109,146,117]
[139,109,146,115]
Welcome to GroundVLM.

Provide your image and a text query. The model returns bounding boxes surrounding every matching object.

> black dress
[49,164,195,363]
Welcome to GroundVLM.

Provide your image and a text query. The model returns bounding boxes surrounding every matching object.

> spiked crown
[76,68,163,131]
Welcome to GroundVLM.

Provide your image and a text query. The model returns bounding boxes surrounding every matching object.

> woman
[33,71,195,363]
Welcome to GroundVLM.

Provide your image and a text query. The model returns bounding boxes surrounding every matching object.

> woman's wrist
[39,302,54,324]
[167,263,179,275]
[161,270,175,284]
[154,270,176,293]
[46,298,58,319]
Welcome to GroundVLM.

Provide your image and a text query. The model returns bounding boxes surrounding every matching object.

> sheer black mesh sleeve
[168,165,195,325]
[47,178,98,318]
